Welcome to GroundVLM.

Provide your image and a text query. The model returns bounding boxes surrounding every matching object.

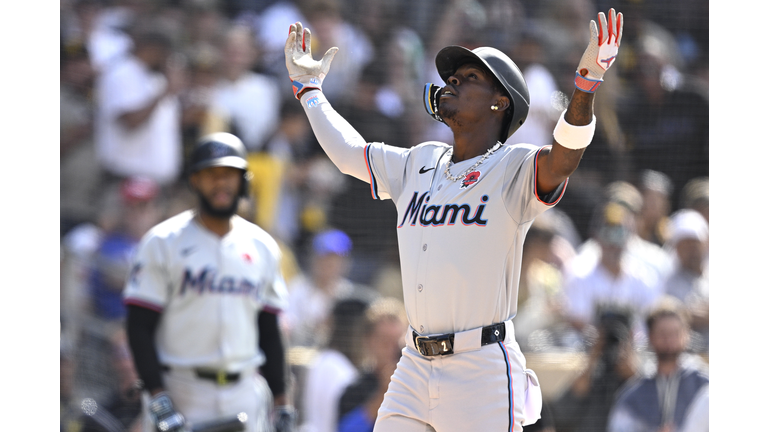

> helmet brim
[436,46,490,83]
[190,156,248,173]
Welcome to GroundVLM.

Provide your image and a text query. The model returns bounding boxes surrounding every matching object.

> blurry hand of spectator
[165,54,188,96]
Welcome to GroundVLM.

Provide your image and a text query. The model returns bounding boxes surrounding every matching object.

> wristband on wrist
[292,78,322,99]
[553,109,596,150]
[574,72,603,93]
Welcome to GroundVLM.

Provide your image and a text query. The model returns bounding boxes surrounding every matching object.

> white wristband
[553,109,596,150]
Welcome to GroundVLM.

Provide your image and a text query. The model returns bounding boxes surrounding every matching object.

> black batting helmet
[435,46,530,142]
[188,132,251,197]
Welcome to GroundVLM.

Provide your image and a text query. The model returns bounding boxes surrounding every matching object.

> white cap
[667,209,708,245]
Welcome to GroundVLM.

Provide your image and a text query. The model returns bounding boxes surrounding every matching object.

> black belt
[412,322,507,357]
[161,365,241,385]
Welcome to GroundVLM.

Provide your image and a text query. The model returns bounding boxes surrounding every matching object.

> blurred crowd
[60,0,708,431]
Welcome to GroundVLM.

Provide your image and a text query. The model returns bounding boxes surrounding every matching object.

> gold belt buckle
[217,370,228,386]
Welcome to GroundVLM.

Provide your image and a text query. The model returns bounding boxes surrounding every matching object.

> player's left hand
[273,405,297,432]
[574,8,623,93]
[284,21,339,99]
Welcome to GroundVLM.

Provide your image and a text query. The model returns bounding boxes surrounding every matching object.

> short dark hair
[645,297,690,334]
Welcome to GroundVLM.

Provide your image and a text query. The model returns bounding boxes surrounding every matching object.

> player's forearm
[537,89,594,192]
[126,304,165,394]
[298,90,370,181]
[258,311,289,402]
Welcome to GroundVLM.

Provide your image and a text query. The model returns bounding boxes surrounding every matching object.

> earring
[491,105,498,111]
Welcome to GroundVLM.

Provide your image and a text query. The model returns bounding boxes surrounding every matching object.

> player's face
[438,63,501,125]
[191,166,242,218]
[649,316,689,361]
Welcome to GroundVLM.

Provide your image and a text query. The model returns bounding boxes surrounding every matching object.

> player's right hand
[284,21,338,99]
[148,392,186,432]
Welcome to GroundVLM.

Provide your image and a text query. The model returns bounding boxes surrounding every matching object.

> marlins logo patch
[461,171,481,189]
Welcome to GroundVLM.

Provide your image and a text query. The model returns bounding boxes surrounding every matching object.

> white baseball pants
[373,321,542,432]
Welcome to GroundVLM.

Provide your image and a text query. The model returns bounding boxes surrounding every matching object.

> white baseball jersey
[123,210,288,372]
[364,141,565,335]
[300,89,563,431]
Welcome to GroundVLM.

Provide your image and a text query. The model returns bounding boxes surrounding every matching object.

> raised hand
[574,8,623,93]
[284,21,339,99]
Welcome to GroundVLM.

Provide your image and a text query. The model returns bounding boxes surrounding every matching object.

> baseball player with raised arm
[123,132,296,432]
[285,8,623,432]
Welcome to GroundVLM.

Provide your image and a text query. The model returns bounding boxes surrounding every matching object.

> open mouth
[440,89,457,99]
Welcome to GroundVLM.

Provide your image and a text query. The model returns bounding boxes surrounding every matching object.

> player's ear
[494,95,511,112]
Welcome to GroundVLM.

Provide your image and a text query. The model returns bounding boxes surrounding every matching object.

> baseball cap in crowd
[666,209,708,246]
[120,177,160,204]
[312,229,352,257]
[604,181,642,214]
[640,169,673,196]
[680,177,709,210]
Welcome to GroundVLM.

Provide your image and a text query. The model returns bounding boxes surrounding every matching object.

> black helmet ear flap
[423,83,444,123]
[241,170,253,198]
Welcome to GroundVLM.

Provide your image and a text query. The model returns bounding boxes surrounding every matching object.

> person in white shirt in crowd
[94,27,185,189]
[281,229,368,348]
[662,209,709,352]
[210,24,282,152]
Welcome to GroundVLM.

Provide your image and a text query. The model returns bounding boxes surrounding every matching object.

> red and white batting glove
[284,21,338,100]
[574,8,623,93]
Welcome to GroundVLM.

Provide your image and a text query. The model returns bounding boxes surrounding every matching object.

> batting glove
[284,21,339,100]
[148,392,186,432]
[574,8,623,93]
[273,405,297,432]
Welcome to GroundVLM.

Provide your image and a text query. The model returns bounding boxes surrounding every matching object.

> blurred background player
[123,133,295,432]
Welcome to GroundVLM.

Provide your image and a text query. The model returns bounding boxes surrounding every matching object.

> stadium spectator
[87,177,162,324]
[618,20,709,209]
[328,62,403,284]
[551,308,640,432]
[662,209,709,352]
[560,198,663,347]
[607,298,709,432]
[678,176,709,223]
[93,26,186,188]
[300,297,373,432]
[636,170,674,247]
[513,214,573,351]
[61,0,134,74]
[299,0,374,104]
[567,181,673,292]
[61,41,100,237]
[209,24,282,152]
[337,297,407,432]
[281,229,365,348]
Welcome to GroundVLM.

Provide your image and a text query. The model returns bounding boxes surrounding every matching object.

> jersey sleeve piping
[534,146,568,205]
[364,143,380,200]
[123,297,164,313]
[261,305,282,315]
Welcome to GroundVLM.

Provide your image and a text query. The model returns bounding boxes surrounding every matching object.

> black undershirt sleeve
[126,304,164,393]
[258,310,287,399]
